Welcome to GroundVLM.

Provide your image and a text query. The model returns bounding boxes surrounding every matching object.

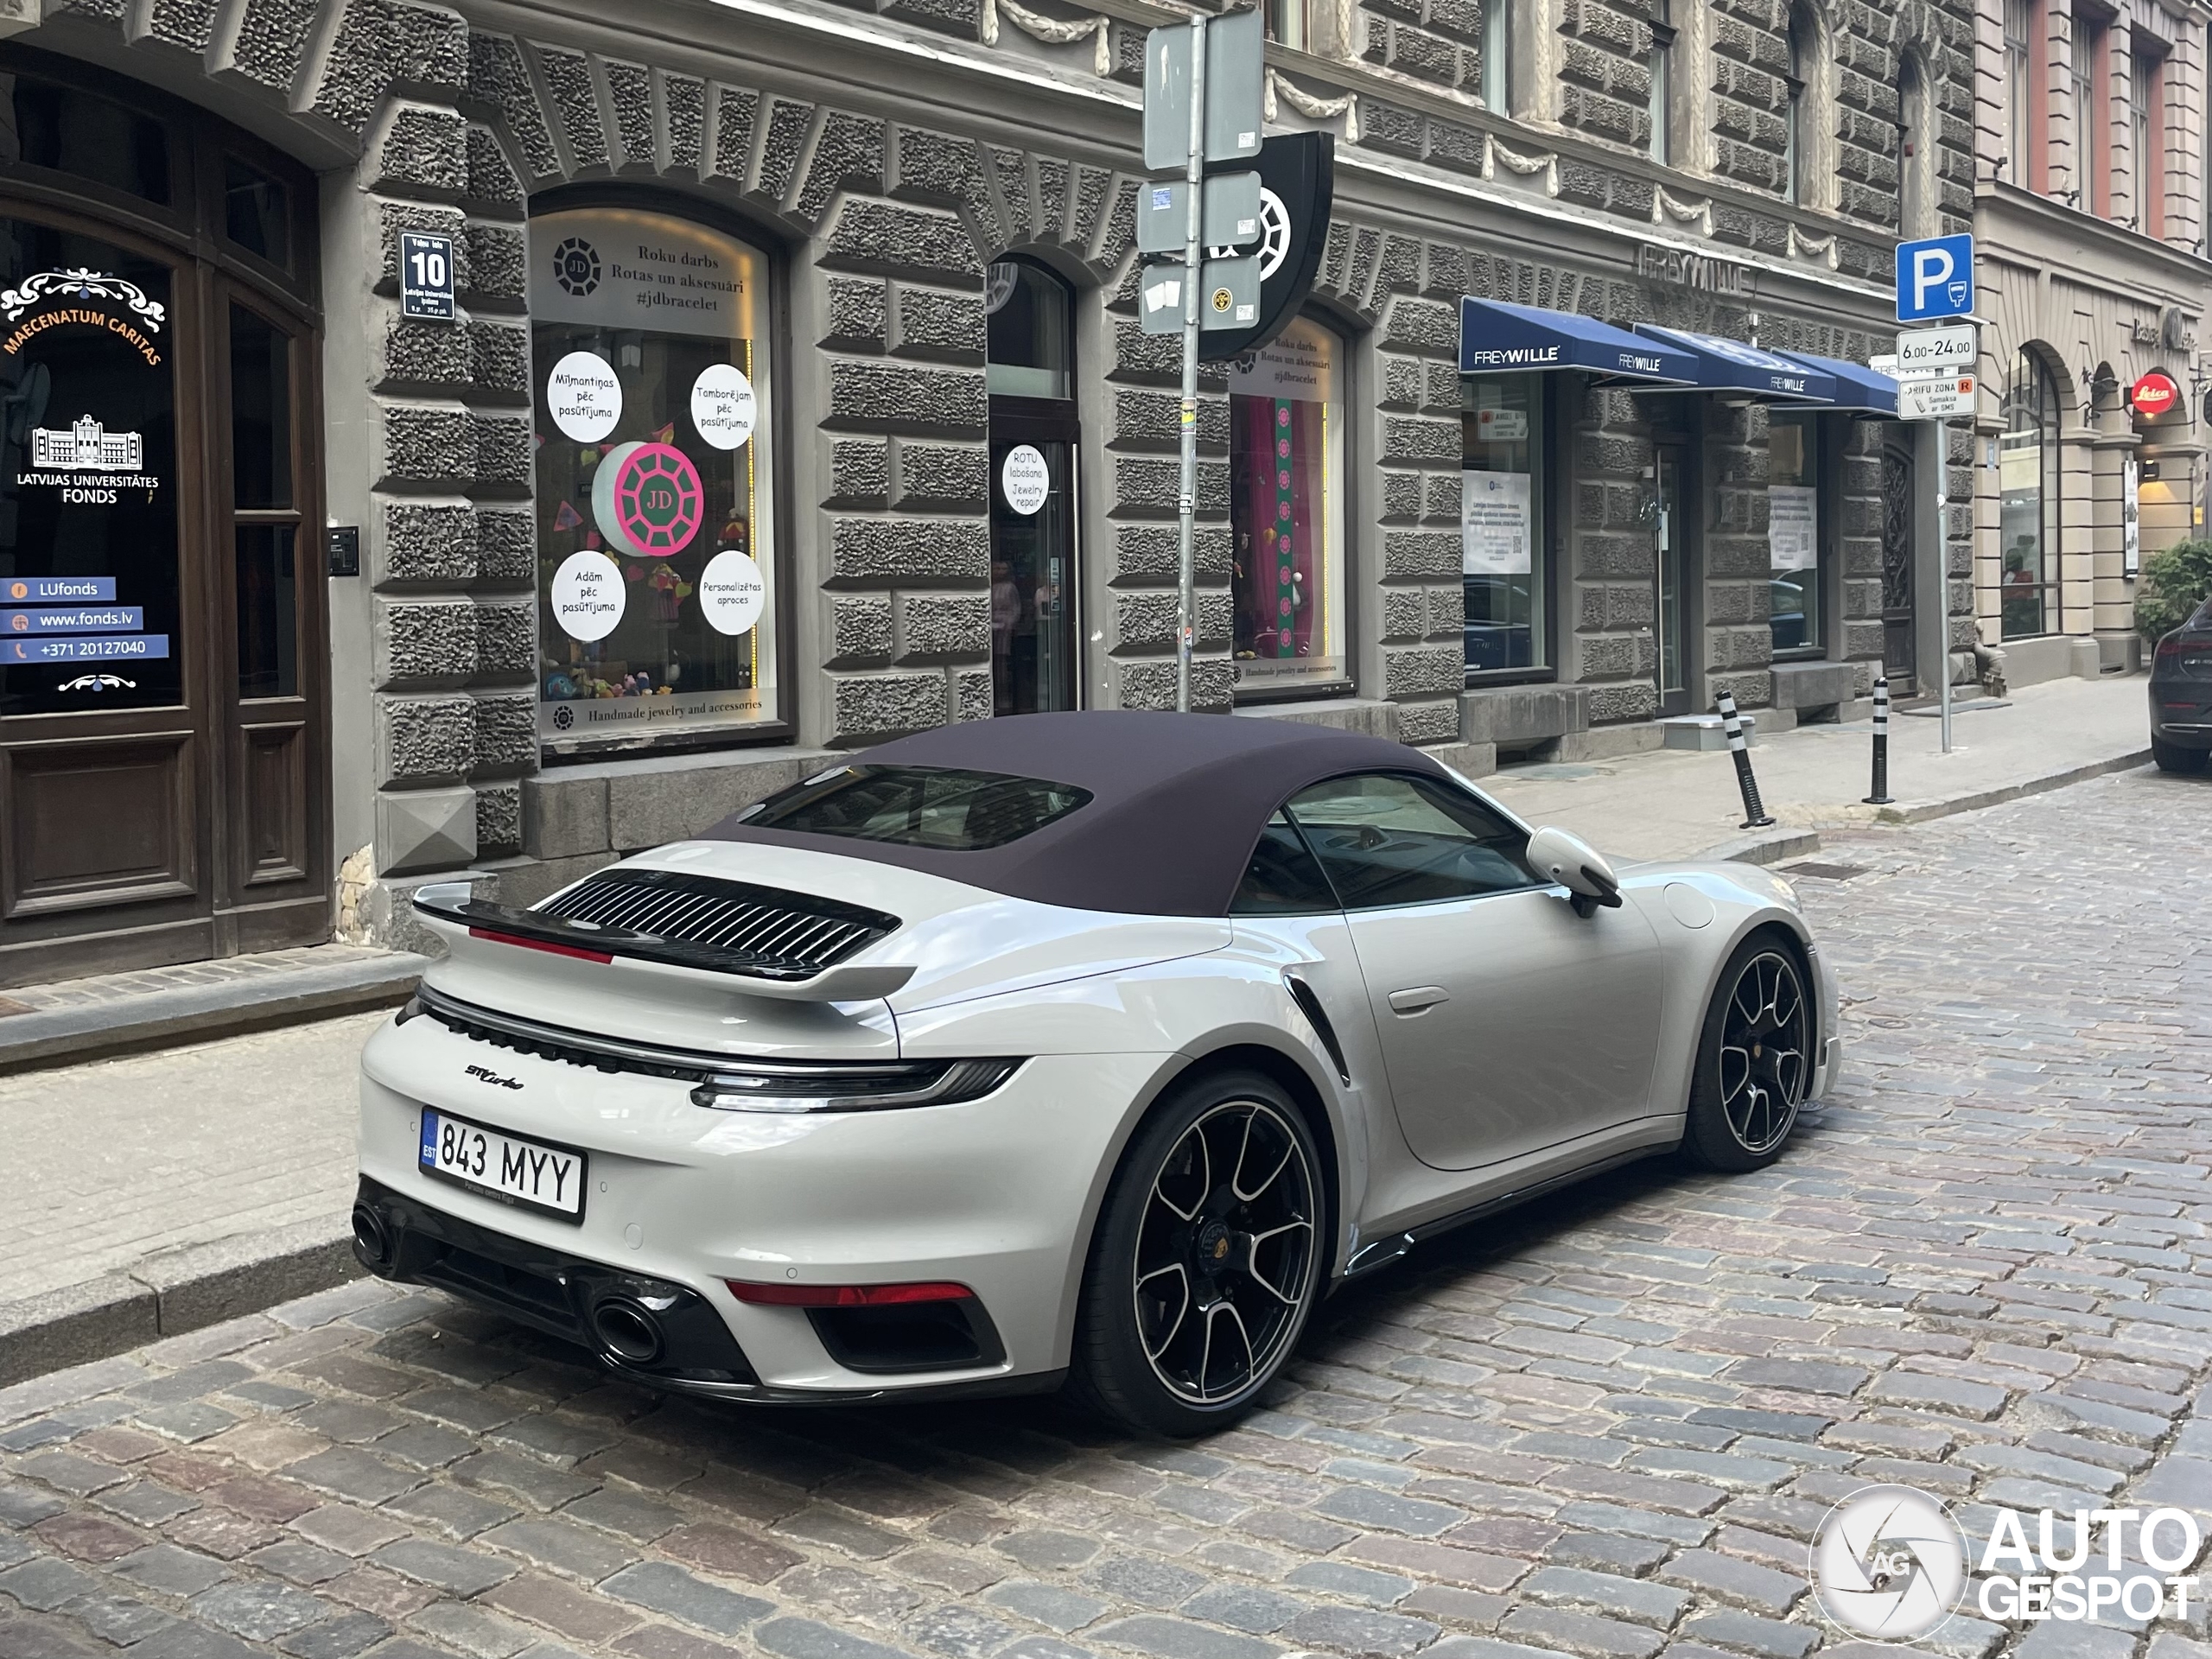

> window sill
[1231,680,1357,707]
[1464,669,1557,688]
[539,717,797,766]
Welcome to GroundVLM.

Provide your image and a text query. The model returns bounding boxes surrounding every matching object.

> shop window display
[1229,317,1345,695]
[1461,377,1545,673]
[1767,414,1821,654]
[531,207,776,746]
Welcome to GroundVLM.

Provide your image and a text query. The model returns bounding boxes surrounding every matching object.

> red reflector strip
[467,927,613,964]
[725,1279,974,1307]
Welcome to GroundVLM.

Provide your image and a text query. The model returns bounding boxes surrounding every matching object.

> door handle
[1388,986,1450,1015]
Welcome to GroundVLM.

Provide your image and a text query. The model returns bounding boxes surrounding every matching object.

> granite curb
[0,950,426,1076]
[0,1214,359,1389]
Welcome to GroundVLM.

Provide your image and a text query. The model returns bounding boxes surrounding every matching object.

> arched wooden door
[0,50,326,984]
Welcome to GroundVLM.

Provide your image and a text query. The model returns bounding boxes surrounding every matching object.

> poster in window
[0,226,181,715]
[1462,469,1532,575]
[1768,485,1819,572]
[530,207,776,743]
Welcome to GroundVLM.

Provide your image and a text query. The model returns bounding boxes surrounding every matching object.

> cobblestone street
[3,768,2209,1659]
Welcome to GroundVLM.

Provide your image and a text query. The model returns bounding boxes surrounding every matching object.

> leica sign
[2131,369,2181,418]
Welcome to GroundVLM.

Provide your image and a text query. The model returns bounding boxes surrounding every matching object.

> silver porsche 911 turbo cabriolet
[353,711,1837,1436]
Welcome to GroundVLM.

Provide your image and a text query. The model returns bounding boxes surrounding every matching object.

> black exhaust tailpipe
[351,1203,394,1274]
[588,1296,664,1365]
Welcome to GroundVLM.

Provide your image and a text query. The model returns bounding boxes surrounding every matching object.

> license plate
[419,1109,587,1220]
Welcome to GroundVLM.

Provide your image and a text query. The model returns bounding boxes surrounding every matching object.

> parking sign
[1895,233,1974,323]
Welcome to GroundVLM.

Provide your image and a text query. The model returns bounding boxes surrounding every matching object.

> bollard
[1862,676,1894,805]
[1715,690,1776,829]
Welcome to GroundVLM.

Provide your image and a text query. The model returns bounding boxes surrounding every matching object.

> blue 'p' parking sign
[1895,233,1974,322]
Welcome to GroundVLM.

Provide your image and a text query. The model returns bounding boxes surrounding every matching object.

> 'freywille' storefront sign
[1637,245,1750,297]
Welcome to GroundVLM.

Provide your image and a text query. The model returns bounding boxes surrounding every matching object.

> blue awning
[1460,297,1698,385]
[1630,325,1838,403]
[1774,350,1898,416]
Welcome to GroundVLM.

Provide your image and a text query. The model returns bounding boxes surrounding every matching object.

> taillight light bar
[468,926,613,964]
[726,1279,974,1307]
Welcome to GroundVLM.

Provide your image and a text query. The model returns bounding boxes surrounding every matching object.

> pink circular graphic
[1276,407,1289,426]
[609,443,703,556]
[1277,470,1290,489]
[1277,438,1291,458]
[1278,501,1291,521]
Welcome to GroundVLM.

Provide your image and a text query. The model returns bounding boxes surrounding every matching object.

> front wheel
[1682,936,1813,1173]
[2152,737,2210,774]
[1066,1071,1325,1437]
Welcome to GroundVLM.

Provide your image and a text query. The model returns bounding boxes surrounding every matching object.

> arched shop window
[1229,316,1347,696]
[531,206,777,749]
[1999,350,2062,639]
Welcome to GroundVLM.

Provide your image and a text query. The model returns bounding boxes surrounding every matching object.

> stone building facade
[0,0,1974,976]
[1972,0,2212,687]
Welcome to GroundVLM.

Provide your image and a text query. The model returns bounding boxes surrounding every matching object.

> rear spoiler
[410,882,917,1003]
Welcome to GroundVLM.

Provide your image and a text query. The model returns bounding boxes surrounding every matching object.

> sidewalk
[1482,671,2152,863]
[0,672,2155,1387]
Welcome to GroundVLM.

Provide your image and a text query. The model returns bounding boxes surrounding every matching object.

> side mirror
[1526,826,1624,918]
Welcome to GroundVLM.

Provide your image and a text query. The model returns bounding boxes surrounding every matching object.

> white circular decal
[546,351,621,443]
[550,550,626,641]
[590,441,646,556]
[1808,1485,1967,1642]
[1001,444,1052,516]
[690,363,757,451]
[698,550,766,636]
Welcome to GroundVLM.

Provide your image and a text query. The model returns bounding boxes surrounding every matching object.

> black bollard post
[1863,676,1894,805]
[1716,690,1775,830]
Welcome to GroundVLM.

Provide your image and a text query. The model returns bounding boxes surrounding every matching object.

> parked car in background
[2150,599,2212,773]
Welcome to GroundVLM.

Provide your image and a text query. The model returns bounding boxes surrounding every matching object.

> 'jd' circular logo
[1809,1485,1968,1642]
[552,236,601,296]
[610,443,703,554]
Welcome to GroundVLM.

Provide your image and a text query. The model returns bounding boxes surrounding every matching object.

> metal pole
[1173,13,1205,715]
[1715,690,1776,830]
[1863,675,1893,804]
[1935,415,1953,753]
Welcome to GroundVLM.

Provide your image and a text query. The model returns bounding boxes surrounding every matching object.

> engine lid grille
[411,868,901,983]
[535,867,899,978]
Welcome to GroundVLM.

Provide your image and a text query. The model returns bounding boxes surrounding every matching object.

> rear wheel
[1067,1070,1324,1437]
[1682,936,1812,1173]
[2152,737,2209,774]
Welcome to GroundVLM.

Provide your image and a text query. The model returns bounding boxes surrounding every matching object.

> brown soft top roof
[701,710,1451,917]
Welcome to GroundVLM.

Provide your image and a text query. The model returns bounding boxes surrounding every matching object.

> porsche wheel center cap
[1197,1221,1233,1266]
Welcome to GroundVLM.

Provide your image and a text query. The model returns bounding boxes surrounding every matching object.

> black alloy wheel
[1070,1071,1324,1436]
[1684,938,1812,1171]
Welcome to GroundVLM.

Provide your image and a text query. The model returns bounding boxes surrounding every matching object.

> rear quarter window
[732,766,1090,850]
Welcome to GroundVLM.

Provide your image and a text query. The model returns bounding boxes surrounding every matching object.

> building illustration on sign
[30,416,143,471]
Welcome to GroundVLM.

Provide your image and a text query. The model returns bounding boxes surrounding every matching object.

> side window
[1285,773,1535,910]
[1230,812,1338,915]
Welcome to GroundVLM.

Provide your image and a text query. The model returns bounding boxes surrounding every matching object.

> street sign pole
[1174,14,1205,714]
[1935,417,1952,753]
[1892,235,1975,756]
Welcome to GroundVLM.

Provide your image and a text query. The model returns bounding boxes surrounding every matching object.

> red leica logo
[2131,369,2180,417]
